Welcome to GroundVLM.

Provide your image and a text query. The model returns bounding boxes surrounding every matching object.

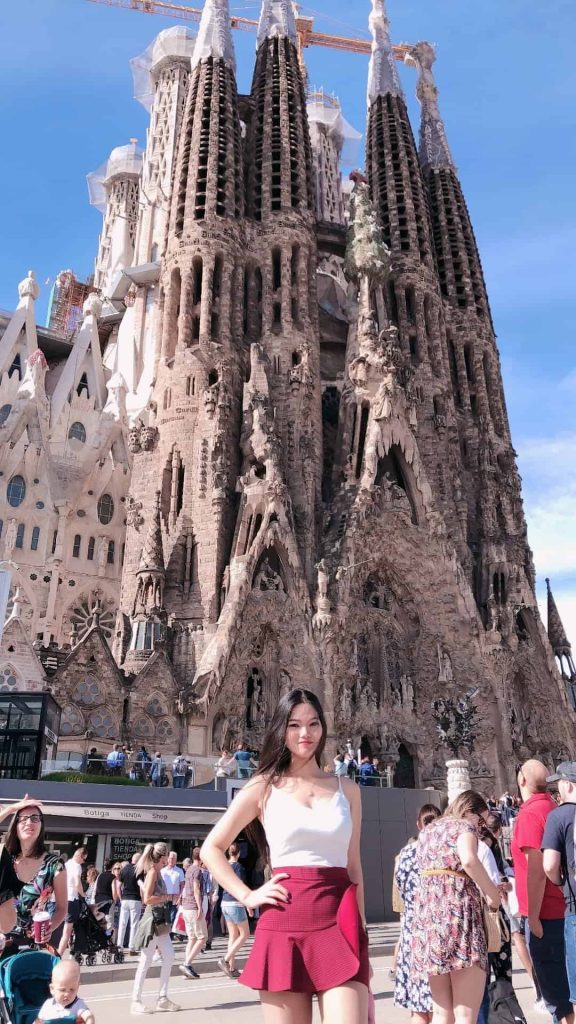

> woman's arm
[343,779,366,927]
[0,797,43,823]
[457,832,500,908]
[49,866,68,933]
[142,870,166,907]
[200,778,289,910]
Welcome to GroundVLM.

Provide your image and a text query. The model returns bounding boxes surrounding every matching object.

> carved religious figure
[437,643,453,682]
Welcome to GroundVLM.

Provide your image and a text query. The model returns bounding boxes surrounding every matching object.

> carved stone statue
[246,667,264,730]
[4,519,18,553]
[254,559,284,593]
[437,643,453,683]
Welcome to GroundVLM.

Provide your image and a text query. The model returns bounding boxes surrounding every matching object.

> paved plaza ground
[75,927,545,1024]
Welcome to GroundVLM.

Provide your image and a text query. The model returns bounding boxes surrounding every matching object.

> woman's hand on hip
[243,874,290,911]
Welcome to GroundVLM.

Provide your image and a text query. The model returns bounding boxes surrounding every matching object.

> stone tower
[106,0,575,786]
[115,0,246,686]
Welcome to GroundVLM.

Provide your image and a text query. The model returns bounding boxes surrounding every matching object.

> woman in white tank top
[201,688,370,1024]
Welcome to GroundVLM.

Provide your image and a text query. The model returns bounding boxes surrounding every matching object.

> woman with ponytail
[130,842,179,1015]
[201,688,370,1024]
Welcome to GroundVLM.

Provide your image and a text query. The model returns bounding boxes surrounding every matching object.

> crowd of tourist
[391,758,576,1024]
[2,711,576,1024]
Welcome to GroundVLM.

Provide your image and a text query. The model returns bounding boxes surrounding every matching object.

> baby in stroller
[34,960,94,1024]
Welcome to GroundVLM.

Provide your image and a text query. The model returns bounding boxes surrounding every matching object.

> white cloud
[517,432,576,594]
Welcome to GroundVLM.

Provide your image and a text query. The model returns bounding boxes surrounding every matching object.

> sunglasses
[16,814,42,825]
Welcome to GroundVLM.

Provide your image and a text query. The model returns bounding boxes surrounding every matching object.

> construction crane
[85,0,412,63]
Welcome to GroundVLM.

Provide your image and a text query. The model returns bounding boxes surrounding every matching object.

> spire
[405,42,454,171]
[367,0,403,106]
[138,492,165,574]
[546,578,573,659]
[257,0,297,47]
[191,0,236,72]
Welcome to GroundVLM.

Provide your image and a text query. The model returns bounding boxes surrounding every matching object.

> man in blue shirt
[358,756,377,786]
[233,742,255,780]
[543,761,576,1016]
[106,744,126,775]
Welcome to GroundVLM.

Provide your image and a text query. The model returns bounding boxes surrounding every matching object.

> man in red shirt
[511,759,573,1024]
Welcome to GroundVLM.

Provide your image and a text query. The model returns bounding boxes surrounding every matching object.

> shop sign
[110,835,147,860]
[4,801,222,826]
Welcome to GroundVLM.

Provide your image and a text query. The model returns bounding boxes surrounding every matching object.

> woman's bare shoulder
[341,777,360,802]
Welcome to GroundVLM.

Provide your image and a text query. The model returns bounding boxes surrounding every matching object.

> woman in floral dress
[411,791,501,1024]
[394,804,441,1024]
[0,797,66,954]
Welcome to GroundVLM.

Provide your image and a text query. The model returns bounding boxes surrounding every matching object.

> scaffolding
[46,270,92,337]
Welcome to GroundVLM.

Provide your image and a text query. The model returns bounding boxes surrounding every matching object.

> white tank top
[262,775,352,868]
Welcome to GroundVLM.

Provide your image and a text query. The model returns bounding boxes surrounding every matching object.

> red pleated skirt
[239,866,370,994]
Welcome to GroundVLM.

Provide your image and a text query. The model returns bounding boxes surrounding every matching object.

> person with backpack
[358,756,377,787]
[172,753,188,789]
[543,762,576,1017]
[106,744,126,776]
[135,746,152,781]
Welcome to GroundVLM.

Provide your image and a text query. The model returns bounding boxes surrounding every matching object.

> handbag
[173,909,187,936]
[482,900,504,953]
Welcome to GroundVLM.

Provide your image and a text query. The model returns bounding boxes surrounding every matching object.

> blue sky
[1,0,575,639]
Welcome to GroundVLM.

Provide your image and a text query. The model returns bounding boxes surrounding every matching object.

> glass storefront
[0,693,61,779]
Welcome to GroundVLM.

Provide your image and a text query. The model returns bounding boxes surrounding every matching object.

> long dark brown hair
[245,688,327,863]
[4,805,46,858]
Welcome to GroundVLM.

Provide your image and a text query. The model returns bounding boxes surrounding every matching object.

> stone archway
[394,742,416,789]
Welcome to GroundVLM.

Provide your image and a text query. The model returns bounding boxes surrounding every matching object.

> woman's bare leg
[227,919,249,969]
[318,981,369,1024]
[225,920,239,967]
[451,966,488,1024]
[260,991,313,1024]
[412,1013,432,1024]
[429,973,456,1024]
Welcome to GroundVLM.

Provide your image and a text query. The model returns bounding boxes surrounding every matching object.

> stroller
[70,899,124,966]
[0,950,59,1024]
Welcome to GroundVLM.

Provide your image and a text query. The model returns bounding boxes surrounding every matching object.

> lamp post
[431,688,479,802]
[0,560,18,646]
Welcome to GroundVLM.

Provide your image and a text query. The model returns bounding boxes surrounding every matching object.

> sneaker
[204,942,212,951]
[156,999,181,1012]
[217,958,234,979]
[130,1002,151,1015]
[129,950,139,956]
[534,1000,549,1016]
[230,968,240,979]
[179,964,200,979]
[152,952,162,963]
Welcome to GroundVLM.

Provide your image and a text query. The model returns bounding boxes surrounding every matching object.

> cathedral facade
[1,0,574,789]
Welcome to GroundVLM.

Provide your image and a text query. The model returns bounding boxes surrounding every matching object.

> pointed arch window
[87,536,95,561]
[30,526,40,552]
[72,534,82,558]
[77,373,90,398]
[15,524,25,549]
[68,422,86,443]
[107,540,115,565]
[8,353,22,381]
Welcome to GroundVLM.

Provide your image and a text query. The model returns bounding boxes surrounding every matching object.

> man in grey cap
[544,762,576,1015]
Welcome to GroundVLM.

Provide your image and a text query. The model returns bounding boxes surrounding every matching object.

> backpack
[488,979,527,1024]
